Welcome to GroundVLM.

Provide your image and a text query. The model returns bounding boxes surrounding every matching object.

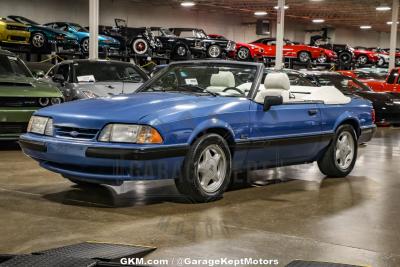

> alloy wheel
[32,33,45,48]
[299,52,311,63]
[196,144,227,193]
[237,47,250,60]
[208,45,221,58]
[357,55,368,65]
[82,39,89,52]
[334,131,355,170]
[176,46,187,56]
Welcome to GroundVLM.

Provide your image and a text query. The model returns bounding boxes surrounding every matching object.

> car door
[384,69,399,92]
[246,100,323,169]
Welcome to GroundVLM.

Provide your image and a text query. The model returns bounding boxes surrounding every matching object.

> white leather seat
[206,71,235,93]
[255,72,291,104]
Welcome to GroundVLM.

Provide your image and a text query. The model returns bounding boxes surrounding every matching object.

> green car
[0,49,63,140]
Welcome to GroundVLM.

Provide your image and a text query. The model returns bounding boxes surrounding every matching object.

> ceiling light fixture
[254,11,268,16]
[387,21,399,25]
[274,5,289,10]
[360,25,372,29]
[312,19,325,23]
[181,1,195,7]
[376,5,391,11]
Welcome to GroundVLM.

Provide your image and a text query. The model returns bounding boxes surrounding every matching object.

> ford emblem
[69,131,79,137]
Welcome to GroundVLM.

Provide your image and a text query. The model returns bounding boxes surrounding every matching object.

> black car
[303,71,400,125]
[150,27,192,60]
[169,27,235,58]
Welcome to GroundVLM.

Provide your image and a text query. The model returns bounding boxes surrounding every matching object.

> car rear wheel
[298,51,311,63]
[173,44,190,59]
[132,38,149,55]
[207,45,222,58]
[317,125,358,178]
[31,32,47,49]
[237,47,251,60]
[377,57,385,66]
[81,38,89,53]
[338,51,352,65]
[317,54,327,64]
[357,55,369,65]
[175,133,231,202]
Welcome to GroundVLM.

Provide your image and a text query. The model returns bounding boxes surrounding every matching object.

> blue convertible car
[19,60,376,202]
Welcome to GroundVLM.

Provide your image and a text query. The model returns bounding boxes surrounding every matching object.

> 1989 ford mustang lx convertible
[19,60,376,202]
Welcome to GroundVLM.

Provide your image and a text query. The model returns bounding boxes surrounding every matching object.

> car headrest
[210,71,235,88]
[264,73,290,91]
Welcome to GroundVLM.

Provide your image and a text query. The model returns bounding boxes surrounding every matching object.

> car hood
[31,25,77,39]
[75,82,143,97]
[35,92,248,128]
[0,75,62,97]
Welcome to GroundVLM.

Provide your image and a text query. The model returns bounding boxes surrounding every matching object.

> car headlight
[98,124,163,144]
[82,90,99,99]
[27,116,53,136]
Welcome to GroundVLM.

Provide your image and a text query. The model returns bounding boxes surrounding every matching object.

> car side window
[387,70,398,84]
[124,67,145,83]
[56,64,70,82]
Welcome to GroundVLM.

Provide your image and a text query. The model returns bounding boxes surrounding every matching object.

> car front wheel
[237,47,251,60]
[175,133,231,202]
[207,45,222,58]
[317,124,358,178]
[31,32,47,49]
[298,51,311,63]
[357,55,369,65]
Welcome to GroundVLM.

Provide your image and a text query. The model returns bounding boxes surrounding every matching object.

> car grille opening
[10,36,27,41]
[54,126,99,140]
[0,97,39,107]
[6,25,27,31]
[0,122,28,135]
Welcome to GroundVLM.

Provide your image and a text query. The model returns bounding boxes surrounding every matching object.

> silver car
[45,59,149,101]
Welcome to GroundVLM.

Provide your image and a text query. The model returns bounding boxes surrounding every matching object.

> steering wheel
[222,87,245,95]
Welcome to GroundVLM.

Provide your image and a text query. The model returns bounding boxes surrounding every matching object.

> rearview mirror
[264,95,283,111]
[52,74,65,84]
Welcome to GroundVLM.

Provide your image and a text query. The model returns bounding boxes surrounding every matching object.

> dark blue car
[19,60,376,202]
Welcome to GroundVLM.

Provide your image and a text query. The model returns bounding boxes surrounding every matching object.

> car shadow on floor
[0,141,20,151]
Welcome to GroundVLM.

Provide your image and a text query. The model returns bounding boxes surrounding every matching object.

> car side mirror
[263,95,283,111]
[52,74,65,84]
[32,70,45,78]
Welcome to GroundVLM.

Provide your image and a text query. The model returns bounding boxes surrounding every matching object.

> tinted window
[0,55,32,77]
[74,62,146,83]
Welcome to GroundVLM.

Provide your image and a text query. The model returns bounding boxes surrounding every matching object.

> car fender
[187,118,236,144]
[333,110,361,134]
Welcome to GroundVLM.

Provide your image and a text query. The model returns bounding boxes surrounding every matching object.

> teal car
[7,15,79,52]
[44,22,121,54]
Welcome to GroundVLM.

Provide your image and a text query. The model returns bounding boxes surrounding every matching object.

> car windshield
[74,61,146,83]
[159,28,175,37]
[195,30,208,39]
[314,74,372,93]
[10,16,38,25]
[139,63,258,97]
[0,54,32,78]
[69,23,88,32]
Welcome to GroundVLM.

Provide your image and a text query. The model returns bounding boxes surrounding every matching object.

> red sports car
[207,34,264,60]
[353,46,380,65]
[250,38,329,63]
[350,68,400,92]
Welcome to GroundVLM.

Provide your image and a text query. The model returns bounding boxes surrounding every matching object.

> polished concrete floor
[0,128,400,266]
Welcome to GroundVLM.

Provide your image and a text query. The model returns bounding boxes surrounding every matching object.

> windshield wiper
[177,85,218,96]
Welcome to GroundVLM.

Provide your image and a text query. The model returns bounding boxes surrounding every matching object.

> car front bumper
[0,29,30,45]
[0,107,36,140]
[19,133,188,182]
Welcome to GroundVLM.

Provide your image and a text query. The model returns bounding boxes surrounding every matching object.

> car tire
[237,47,251,60]
[357,55,369,65]
[207,44,222,58]
[174,133,232,203]
[317,124,358,178]
[338,51,352,65]
[30,32,47,49]
[317,54,328,64]
[132,38,149,55]
[298,51,311,63]
[377,57,385,67]
[173,44,190,60]
[81,38,89,53]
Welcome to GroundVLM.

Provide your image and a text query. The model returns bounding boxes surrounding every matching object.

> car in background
[251,38,328,63]
[337,69,388,81]
[353,46,380,65]
[44,59,149,101]
[44,22,120,55]
[366,47,390,66]
[170,28,236,58]
[207,34,264,61]
[7,15,79,53]
[382,48,400,65]
[302,71,400,126]
[0,49,63,140]
[150,27,192,60]
[19,60,375,202]
[317,43,354,66]
[0,18,30,47]
[359,68,400,93]
[317,48,337,64]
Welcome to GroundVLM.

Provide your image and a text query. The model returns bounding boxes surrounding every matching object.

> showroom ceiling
[137,0,396,32]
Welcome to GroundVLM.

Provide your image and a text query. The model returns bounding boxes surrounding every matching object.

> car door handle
[308,109,318,116]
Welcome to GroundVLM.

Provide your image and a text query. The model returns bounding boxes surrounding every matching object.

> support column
[389,0,399,70]
[275,0,285,69]
[89,0,99,59]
